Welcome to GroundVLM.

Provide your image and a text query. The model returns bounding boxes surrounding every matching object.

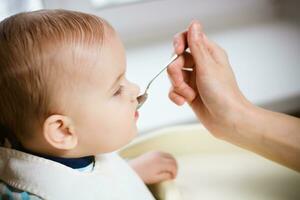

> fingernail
[191,23,201,39]
[173,39,178,48]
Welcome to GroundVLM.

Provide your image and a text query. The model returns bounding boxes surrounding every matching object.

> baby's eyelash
[114,85,124,96]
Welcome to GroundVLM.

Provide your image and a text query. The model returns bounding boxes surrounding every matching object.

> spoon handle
[144,54,179,93]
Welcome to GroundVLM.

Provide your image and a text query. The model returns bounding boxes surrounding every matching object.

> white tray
[120,124,300,200]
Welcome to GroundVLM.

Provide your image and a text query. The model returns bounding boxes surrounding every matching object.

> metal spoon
[137,54,193,110]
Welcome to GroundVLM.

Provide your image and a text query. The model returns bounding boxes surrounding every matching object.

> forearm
[226,103,300,172]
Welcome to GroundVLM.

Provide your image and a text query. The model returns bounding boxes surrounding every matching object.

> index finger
[173,22,204,55]
[173,21,202,55]
[173,31,187,55]
[167,53,196,102]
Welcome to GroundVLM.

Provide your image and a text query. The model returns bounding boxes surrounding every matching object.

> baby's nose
[135,84,140,97]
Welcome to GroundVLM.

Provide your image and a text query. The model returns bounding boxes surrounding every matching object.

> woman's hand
[167,21,251,139]
[129,151,178,184]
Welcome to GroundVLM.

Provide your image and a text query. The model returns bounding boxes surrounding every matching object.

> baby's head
[0,9,140,157]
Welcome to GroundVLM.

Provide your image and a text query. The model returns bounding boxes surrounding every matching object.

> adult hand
[167,21,251,139]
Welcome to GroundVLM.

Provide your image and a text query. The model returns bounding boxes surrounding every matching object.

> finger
[167,53,194,87]
[187,21,214,73]
[168,52,198,93]
[168,90,185,106]
[167,55,197,102]
[158,152,177,166]
[163,158,178,178]
[163,156,178,167]
[170,52,194,71]
[150,151,178,169]
[156,172,173,182]
[173,22,204,55]
[160,161,178,179]
[161,165,177,179]
[203,34,229,64]
[173,31,187,55]
[157,152,176,160]
[172,82,196,103]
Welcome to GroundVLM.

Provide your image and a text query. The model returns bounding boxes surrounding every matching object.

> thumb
[187,21,214,73]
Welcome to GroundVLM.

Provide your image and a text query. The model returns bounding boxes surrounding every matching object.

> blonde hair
[0,9,109,146]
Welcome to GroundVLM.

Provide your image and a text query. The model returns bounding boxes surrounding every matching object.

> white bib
[0,147,155,200]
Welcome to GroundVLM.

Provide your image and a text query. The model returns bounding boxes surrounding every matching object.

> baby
[0,9,177,199]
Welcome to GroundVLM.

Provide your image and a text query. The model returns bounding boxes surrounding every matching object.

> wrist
[221,95,259,142]
[224,96,263,146]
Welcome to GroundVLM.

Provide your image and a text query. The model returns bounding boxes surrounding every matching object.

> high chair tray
[120,124,300,200]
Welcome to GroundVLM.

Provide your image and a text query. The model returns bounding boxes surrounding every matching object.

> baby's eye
[114,85,124,96]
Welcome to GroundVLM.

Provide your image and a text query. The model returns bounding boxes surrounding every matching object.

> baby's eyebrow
[109,72,125,92]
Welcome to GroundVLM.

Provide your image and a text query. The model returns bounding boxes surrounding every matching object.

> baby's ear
[43,115,77,150]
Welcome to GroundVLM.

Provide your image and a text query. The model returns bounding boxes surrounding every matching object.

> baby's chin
[118,129,138,150]
[120,129,138,147]
[96,129,138,154]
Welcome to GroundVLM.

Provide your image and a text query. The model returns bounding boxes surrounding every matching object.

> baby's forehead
[68,35,126,93]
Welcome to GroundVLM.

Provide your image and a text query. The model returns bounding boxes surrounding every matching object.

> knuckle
[166,66,173,74]
[218,46,227,56]
[167,66,177,78]
[173,82,185,91]
[169,86,174,92]
[169,91,178,101]
[169,93,175,102]
[151,151,162,158]
[192,37,202,46]
[173,33,180,40]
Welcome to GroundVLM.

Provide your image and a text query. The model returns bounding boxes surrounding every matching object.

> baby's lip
[134,111,139,120]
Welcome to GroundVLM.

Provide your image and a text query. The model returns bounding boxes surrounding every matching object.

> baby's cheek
[123,119,138,141]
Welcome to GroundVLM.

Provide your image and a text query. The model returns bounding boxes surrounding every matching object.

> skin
[21,27,177,184]
[167,21,300,172]
[128,151,178,184]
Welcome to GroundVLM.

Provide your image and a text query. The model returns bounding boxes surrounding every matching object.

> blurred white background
[1,0,300,133]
